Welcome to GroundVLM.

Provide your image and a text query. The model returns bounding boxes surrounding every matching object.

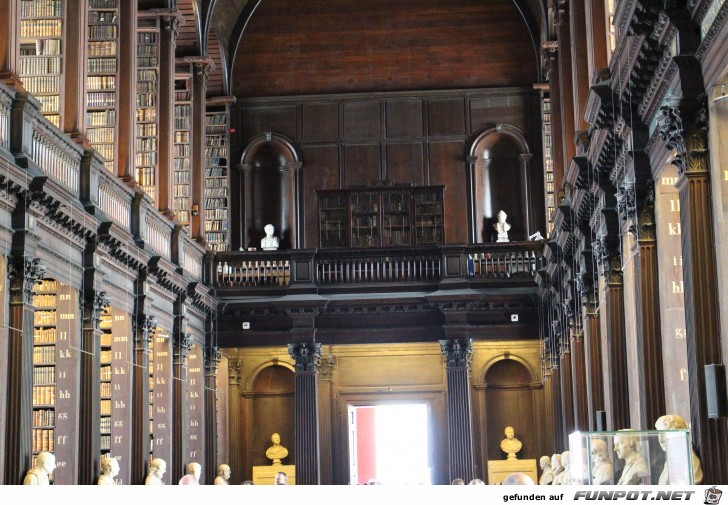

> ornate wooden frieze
[288,343,322,372]
[439,338,473,368]
[142,8,184,37]
[657,98,709,176]
[7,256,46,304]
[616,184,637,225]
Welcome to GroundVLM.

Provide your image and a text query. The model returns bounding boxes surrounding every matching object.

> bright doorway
[347,403,431,485]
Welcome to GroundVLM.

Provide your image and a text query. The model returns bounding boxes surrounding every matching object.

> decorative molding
[87,291,110,330]
[439,338,473,368]
[657,104,687,174]
[288,343,322,372]
[8,256,46,304]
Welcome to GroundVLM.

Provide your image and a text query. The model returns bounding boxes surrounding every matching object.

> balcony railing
[213,242,544,292]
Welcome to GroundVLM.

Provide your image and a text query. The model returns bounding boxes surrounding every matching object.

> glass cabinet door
[382,190,411,246]
[414,189,443,244]
[350,191,380,247]
[319,193,348,248]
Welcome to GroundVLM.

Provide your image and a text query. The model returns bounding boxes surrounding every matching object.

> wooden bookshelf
[204,109,229,251]
[99,307,112,459]
[542,97,555,238]
[86,0,119,172]
[173,77,192,226]
[135,22,159,201]
[317,186,444,248]
[148,328,155,460]
[32,280,58,464]
[18,0,65,127]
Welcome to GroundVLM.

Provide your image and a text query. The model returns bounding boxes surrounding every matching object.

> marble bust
[261,224,279,250]
[590,439,614,485]
[23,451,55,485]
[266,432,289,465]
[614,432,649,485]
[500,426,522,459]
[655,414,703,484]
[214,464,230,485]
[98,456,120,485]
[145,458,166,485]
[493,210,511,242]
[539,455,554,485]
[179,462,201,485]
[551,453,564,485]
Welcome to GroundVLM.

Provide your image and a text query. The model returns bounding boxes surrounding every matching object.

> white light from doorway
[374,404,430,485]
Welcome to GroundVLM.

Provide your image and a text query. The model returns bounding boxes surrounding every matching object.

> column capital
[288,342,322,372]
[183,56,215,85]
[173,332,194,362]
[145,8,185,37]
[439,338,473,368]
[135,314,157,348]
[85,290,111,330]
[657,97,709,177]
[8,256,46,304]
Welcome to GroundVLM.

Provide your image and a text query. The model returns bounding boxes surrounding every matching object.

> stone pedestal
[487,459,538,485]
[252,464,296,485]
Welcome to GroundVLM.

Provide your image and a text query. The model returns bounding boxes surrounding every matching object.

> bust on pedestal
[253,433,296,484]
[23,451,55,485]
[487,426,536,484]
[261,224,279,251]
[145,458,166,485]
[500,426,522,459]
[493,210,511,242]
[98,457,120,485]
[214,464,230,485]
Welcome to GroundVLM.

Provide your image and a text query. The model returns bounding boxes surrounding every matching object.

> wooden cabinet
[317,186,444,248]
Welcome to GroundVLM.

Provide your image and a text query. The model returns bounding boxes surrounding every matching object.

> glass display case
[568,430,695,485]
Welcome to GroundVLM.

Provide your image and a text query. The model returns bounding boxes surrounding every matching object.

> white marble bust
[179,462,201,485]
[493,210,511,242]
[551,453,565,485]
[214,464,230,485]
[614,432,649,485]
[145,458,166,485]
[261,224,279,250]
[500,426,522,459]
[590,439,614,485]
[23,451,55,485]
[655,414,703,485]
[539,455,554,485]
[98,456,120,485]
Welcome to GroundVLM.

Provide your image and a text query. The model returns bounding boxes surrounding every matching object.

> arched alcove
[240,133,301,249]
[248,364,295,468]
[468,125,535,243]
[483,358,538,462]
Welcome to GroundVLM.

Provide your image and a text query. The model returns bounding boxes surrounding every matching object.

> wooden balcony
[212,241,545,296]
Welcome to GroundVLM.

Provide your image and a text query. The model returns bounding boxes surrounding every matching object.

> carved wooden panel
[386,99,423,139]
[429,141,467,243]
[240,106,298,143]
[385,142,424,186]
[343,101,381,140]
[344,144,381,186]
[302,102,340,142]
[470,95,529,134]
[427,98,466,137]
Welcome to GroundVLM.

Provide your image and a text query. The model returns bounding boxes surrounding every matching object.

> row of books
[89,25,117,40]
[206,234,229,247]
[173,144,190,157]
[137,56,157,68]
[88,11,117,25]
[34,327,57,344]
[19,57,61,76]
[205,177,228,188]
[136,137,157,152]
[87,75,116,90]
[21,0,63,18]
[33,366,55,385]
[100,416,111,433]
[138,32,157,44]
[87,109,116,126]
[174,130,190,142]
[20,20,62,38]
[175,210,190,224]
[33,385,56,406]
[175,104,191,116]
[137,71,157,84]
[136,94,156,107]
[100,365,112,381]
[94,143,114,160]
[87,127,114,143]
[204,197,227,208]
[33,408,55,428]
[206,208,228,220]
[204,187,227,198]
[205,137,227,147]
[205,167,227,177]
[88,92,115,107]
[205,147,228,158]
[88,57,117,74]
[101,399,111,415]
[136,108,156,122]
[100,331,113,346]
[101,435,111,451]
[36,280,57,292]
[174,187,189,197]
[205,125,227,135]
[100,315,112,330]
[136,122,156,136]
[33,428,55,452]
[174,117,191,130]
[135,152,157,167]
[33,346,56,365]
[175,91,191,102]
[37,95,60,113]
[100,350,113,363]
[33,294,56,308]
[90,0,117,9]
[34,311,57,326]
[173,160,191,174]
[205,113,226,125]
[205,220,228,231]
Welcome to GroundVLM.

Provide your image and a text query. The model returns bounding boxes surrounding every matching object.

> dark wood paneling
[302,145,341,248]
[385,142,424,186]
[344,144,381,187]
[386,99,423,138]
[302,103,340,142]
[470,95,528,134]
[343,102,381,140]
[429,141,467,243]
[428,98,466,137]
[232,0,538,97]
[240,106,297,143]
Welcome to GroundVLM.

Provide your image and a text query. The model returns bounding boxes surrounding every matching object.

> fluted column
[78,281,110,485]
[227,357,243,481]
[555,2,576,174]
[317,353,335,485]
[583,290,604,430]
[62,0,89,142]
[117,0,137,181]
[288,343,322,485]
[570,330,589,431]
[634,190,666,428]
[659,99,728,482]
[549,365,564,451]
[203,344,220,485]
[568,0,590,132]
[4,255,45,484]
[559,348,574,440]
[171,330,192,483]
[440,339,475,483]
[544,43,565,193]
[603,253,630,430]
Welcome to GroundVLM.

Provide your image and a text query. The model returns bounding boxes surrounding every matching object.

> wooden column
[62,0,89,143]
[116,0,137,181]
[583,290,604,430]
[571,331,589,431]
[634,191,666,428]
[556,4,576,176]
[188,58,212,242]
[439,339,475,483]
[660,99,728,482]
[602,253,630,430]
[569,0,590,132]
[227,357,243,481]
[545,44,565,194]
[78,267,109,485]
[559,349,575,440]
[584,0,608,82]
[541,370,556,456]
[154,10,183,218]
[131,284,154,485]
[171,327,191,483]
[549,365,564,451]
[0,0,22,88]
[288,343,322,485]
[203,343,220,485]
[4,253,45,485]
